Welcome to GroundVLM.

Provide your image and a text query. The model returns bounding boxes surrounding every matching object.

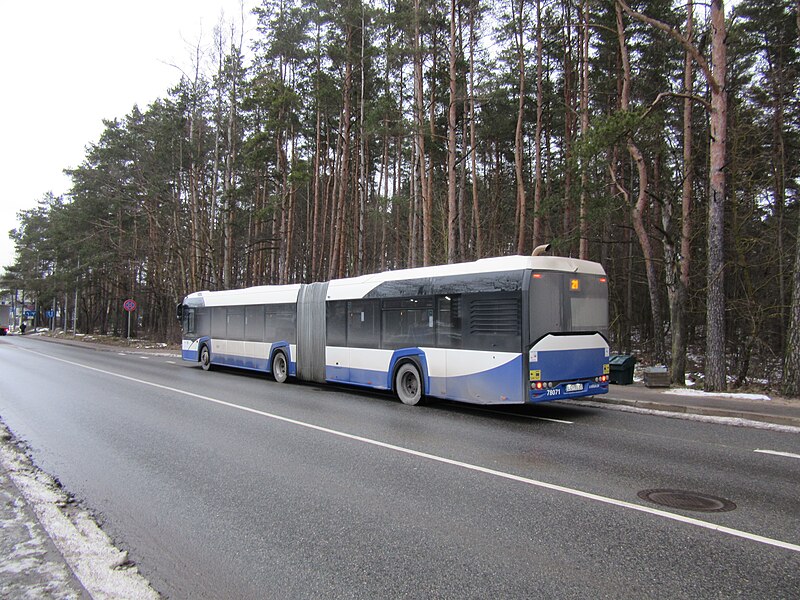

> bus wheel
[395,363,422,406]
[272,351,288,383]
[200,345,213,371]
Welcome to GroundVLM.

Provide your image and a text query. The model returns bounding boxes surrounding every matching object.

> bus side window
[268,303,297,343]
[227,306,245,340]
[347,300,380,348]
[381,298,434,349]
[211,307,227,339]
[245,305,266,342]
[436,295,462,348]
[326,301,347,346]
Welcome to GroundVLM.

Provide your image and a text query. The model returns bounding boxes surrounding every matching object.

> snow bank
[662,389,772,402]
[572,400,800,433]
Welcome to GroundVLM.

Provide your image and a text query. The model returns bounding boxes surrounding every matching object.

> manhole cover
[637,489,736,513]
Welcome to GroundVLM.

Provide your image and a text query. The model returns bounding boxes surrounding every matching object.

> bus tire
[200,345,213,371]
[272,351,288,383]
[395,362,423,406]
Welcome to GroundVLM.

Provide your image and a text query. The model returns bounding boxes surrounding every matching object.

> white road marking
[21,346,800,554]
[139,356,149,359]
[166,361,176,365]
[755,449,800,460]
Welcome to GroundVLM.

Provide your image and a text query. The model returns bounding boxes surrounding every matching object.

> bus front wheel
[272,351,288,383]
[200,345,212,371]
[395,363,422,406]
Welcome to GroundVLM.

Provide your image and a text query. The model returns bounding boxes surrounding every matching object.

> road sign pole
[127,310,131,339]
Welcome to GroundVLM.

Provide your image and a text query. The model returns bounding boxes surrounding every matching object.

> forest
[3,0,799,394]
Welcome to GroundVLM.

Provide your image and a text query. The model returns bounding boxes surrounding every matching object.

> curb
[591,396,800,429]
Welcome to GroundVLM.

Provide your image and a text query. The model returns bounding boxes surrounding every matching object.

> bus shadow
[423,396,600,425]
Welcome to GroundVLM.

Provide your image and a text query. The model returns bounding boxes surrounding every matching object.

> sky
[0,0,258,271]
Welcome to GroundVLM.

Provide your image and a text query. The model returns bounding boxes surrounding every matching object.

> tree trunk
[330,26,354,280]
[532,0,544,249]
[414,0,432,266]
[562,0,574,249]
[513,0,527,255]
[468,1,483,258]
[311,20,323,281]
[704,0,728,391]
[357,6,367,275]
[447,0,459,263]
[578,0,590,260]
[781,1,800,396]
[672,0,694,385]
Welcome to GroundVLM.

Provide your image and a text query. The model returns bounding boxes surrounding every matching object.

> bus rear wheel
[395,363,422,406]
[200,345,212,371]
[272,351,288,383]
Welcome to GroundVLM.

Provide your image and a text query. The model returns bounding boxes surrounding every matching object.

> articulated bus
[177,255,610,406]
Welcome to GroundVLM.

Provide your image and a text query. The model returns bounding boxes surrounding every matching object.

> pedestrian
[20,322,26,334]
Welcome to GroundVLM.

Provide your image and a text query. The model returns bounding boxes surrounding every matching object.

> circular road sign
[123,299,137,312]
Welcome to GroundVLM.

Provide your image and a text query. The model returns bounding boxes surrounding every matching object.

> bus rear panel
[527,270,609,401]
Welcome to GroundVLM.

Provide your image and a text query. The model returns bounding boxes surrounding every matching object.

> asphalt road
[0,335,798,599]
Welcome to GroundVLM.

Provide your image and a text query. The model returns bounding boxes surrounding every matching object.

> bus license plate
[565,383,583,392]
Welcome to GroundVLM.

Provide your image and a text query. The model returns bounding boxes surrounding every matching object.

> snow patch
[662,388,772,402]
[573,400,800,433]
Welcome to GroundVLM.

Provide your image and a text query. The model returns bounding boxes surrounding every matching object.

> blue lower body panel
[429,355,525,404]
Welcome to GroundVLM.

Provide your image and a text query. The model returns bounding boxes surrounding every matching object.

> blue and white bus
[177,254,610,405]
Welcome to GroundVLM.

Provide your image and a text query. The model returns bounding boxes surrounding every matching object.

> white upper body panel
[183,255,605,306]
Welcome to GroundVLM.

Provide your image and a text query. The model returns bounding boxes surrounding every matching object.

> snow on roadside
[572,400,800,433]
[0,422,160,600]
[662,389,772,402]
[0,470,81,598]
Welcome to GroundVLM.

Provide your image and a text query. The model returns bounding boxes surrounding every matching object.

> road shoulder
[0,420,160,599]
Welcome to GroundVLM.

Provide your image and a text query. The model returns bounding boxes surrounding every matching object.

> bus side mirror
[176,304,183,320]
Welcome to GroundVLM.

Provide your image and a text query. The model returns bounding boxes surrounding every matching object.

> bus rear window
[530,272,608,342]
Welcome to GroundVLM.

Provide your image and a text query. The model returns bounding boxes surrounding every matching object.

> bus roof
[184,284,302,307]
[326,255,604,300]
[184,255,605,306]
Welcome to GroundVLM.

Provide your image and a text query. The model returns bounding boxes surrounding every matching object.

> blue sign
[24,311,36,318]
[45,310,55,319]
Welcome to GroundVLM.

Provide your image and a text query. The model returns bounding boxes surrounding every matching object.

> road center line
[23,346,800,554]
[754,449,800,460]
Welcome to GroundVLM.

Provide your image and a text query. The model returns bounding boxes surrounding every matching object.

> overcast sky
[0,0,257,270]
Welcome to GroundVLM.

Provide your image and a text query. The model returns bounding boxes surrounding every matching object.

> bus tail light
[531,381,556,390]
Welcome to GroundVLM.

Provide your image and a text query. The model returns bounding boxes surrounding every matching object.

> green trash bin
[609,354,636,385]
